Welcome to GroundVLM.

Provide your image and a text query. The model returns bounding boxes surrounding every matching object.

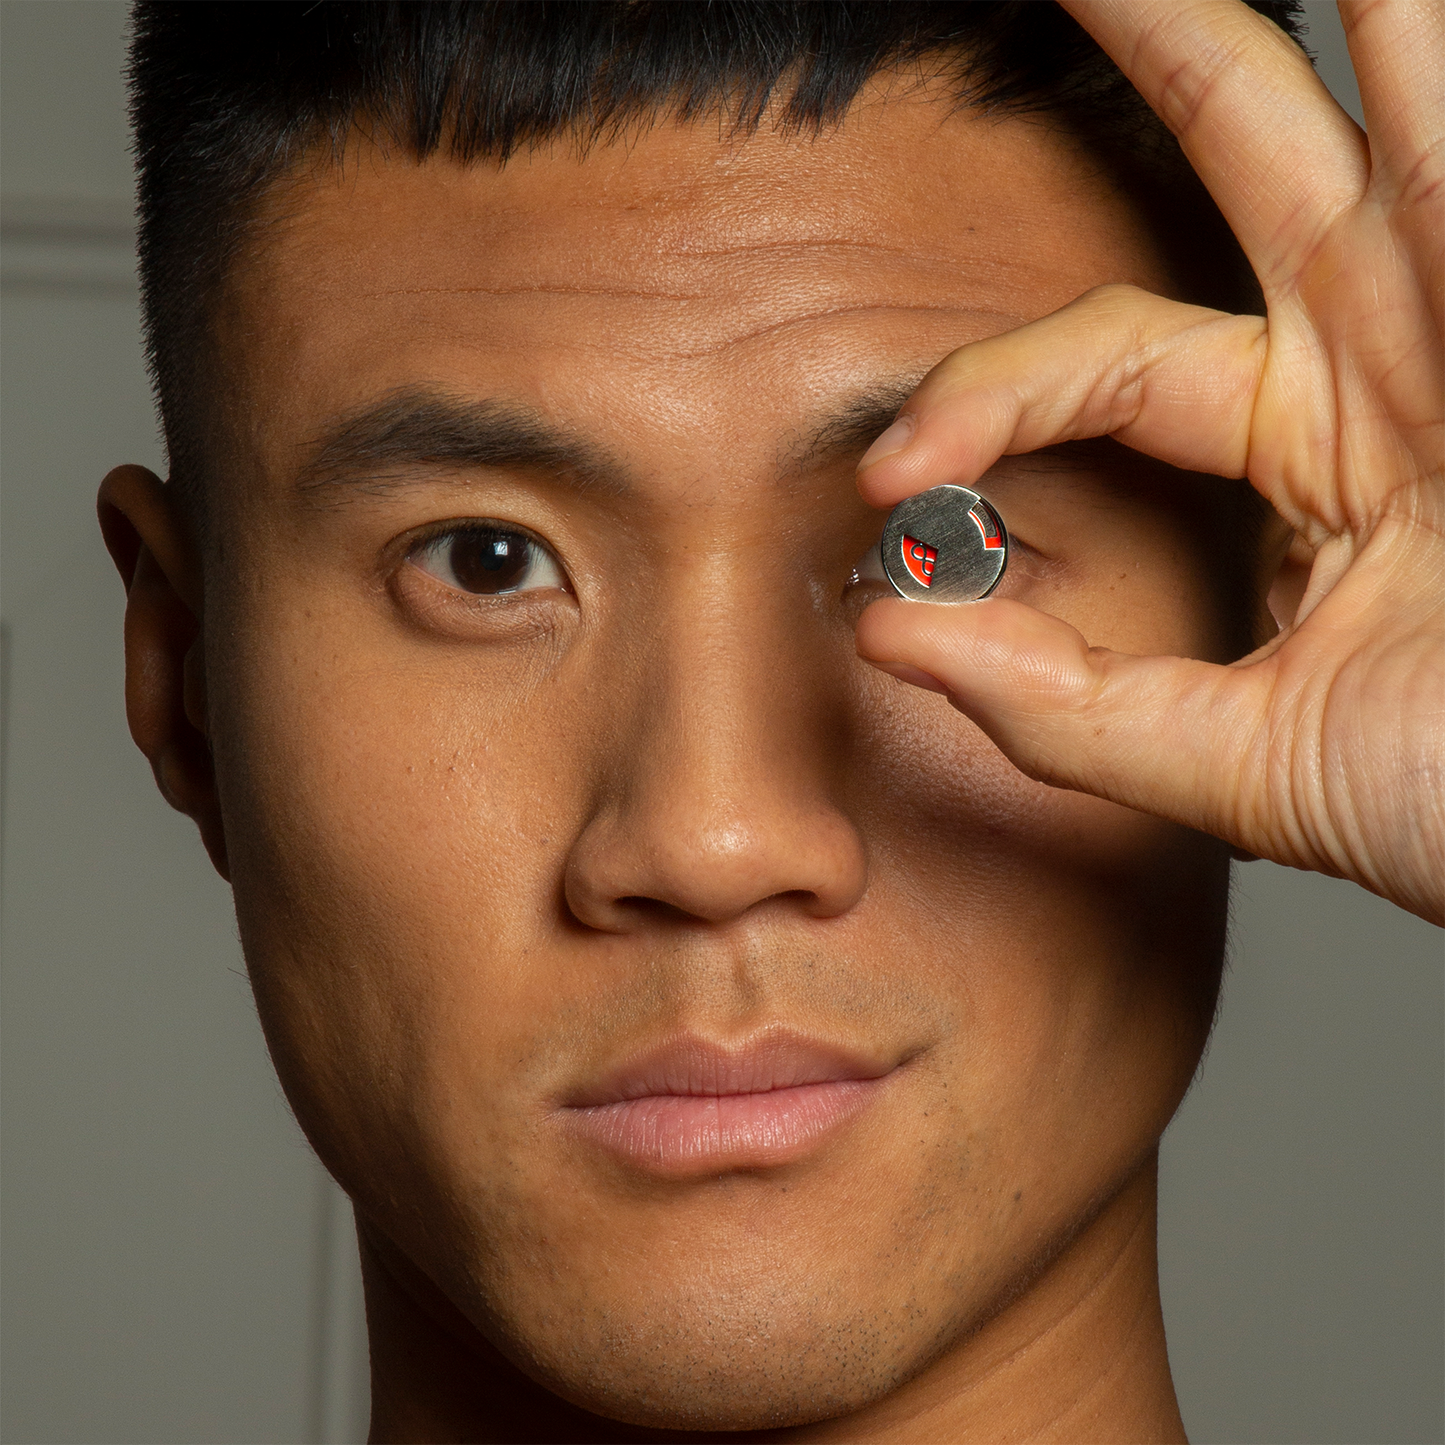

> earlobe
[97,466,229,880]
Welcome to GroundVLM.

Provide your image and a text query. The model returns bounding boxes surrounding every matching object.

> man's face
[208,86,1241,1429]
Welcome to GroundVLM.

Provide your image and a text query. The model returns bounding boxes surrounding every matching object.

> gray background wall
[0,4,1437,1442]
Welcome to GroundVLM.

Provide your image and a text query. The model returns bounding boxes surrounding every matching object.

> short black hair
[128,0,1305,519]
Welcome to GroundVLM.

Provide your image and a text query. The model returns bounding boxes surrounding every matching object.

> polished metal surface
[880,485,1008,602]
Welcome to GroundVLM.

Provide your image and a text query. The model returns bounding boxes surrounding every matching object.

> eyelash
[407,523,569,597]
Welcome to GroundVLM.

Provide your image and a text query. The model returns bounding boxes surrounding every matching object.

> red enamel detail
[902,535,937,587]
[969,503,1004,549]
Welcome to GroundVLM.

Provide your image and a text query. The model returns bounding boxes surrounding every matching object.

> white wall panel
[1162,864,1443,1444]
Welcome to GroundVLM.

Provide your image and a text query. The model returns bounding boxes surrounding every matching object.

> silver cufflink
[881,485,1008,602]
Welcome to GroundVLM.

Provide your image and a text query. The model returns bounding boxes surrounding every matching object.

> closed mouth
[559,1029,899,1176]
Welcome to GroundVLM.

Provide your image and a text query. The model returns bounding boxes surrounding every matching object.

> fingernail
[858,413,916,470]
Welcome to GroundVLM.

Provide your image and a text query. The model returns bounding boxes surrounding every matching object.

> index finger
[1060,0,1369,288]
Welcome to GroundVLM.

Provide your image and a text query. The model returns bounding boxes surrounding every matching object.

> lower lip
[565,1078,884,1176]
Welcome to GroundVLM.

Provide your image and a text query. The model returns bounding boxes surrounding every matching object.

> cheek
[207,590,596,1175]
[220,650,572,934]
[998,479,1243,664]
[852,667,1228,1152]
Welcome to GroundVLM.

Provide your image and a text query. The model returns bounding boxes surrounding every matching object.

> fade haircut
[128,0,1305,525]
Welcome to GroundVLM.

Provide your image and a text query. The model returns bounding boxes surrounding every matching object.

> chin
[523,1329,912,1433]
[480,1270,942,1433]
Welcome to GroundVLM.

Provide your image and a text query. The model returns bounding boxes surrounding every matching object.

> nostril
[773,887,823,912]
[613,896,691,922]
[610,887,826,927]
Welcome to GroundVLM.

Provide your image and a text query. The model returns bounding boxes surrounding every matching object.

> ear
[97,465,229,880]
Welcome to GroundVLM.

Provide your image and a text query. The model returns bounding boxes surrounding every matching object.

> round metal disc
[880,485,1009,602]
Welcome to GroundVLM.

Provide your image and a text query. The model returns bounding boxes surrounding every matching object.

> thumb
[856,596,1270,848]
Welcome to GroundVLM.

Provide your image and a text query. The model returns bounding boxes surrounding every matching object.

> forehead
[228,88,1169,466]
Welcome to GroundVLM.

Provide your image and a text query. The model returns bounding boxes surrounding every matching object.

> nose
[563,589,868,932]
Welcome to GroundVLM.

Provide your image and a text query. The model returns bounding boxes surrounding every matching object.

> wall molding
[1,195,137,292]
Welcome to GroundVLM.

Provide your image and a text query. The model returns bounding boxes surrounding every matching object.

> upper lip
[563,1029,899,1108]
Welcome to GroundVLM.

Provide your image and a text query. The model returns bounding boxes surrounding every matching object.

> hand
[855,0,1443,925]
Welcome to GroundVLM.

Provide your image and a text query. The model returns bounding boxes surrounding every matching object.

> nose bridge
[654,577,815,794]
[565,561,867,928]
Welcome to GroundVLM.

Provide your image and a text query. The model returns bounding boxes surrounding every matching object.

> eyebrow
[294,377,926,503]
[786,376,925,474]
[295,388,630,501]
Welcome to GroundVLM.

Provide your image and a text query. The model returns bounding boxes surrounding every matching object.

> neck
[359,1157,1185,1445]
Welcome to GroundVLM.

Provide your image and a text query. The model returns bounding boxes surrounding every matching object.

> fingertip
[854,595,916,660]
[857,412,916,471]
[855,446,934,512]
[854,598,959,693]
[863,658,952,694]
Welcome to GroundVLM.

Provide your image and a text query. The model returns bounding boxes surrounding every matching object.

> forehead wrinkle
[445,235,1001,275]
[338,237,1027,308]
[355,283,714,303]
[640,238,987,266]
[565,302,1025,365]
[350,263,1018,307]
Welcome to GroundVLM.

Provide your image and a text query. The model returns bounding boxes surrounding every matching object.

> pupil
[450,530,529,594]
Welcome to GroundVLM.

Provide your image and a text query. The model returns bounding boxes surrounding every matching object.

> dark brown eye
[410,526,567,596]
